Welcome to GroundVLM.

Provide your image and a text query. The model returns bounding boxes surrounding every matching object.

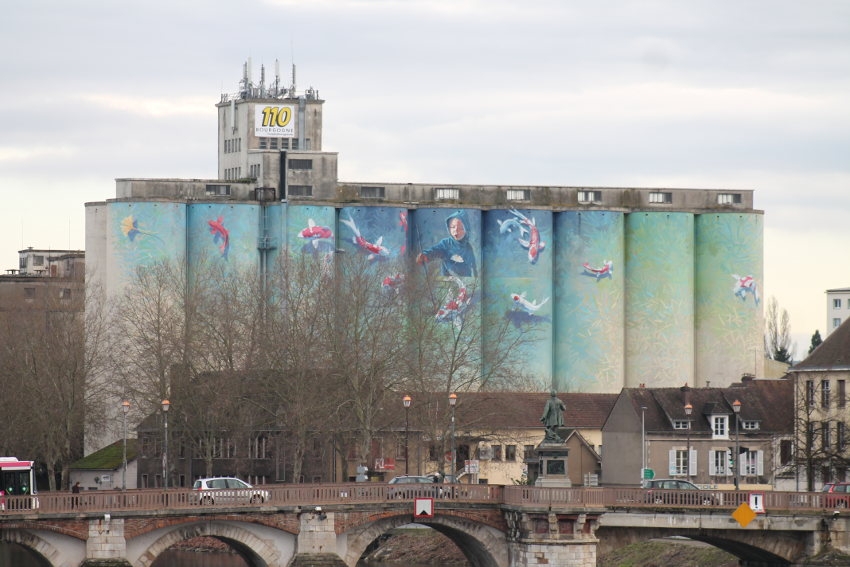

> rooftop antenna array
[274,59,282,96]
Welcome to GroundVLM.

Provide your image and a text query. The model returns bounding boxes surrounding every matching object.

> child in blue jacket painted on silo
[416,210,477,277]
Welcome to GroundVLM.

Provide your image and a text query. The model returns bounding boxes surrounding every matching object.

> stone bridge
[0,484,847,566]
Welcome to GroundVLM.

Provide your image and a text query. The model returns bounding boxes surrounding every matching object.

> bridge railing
[2,485,846,516]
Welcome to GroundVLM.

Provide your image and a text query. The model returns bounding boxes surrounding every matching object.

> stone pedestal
[535,441,571,487]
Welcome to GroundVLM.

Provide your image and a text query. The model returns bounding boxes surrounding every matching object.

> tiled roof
[793,316,850,371]
[403,391,618,431]
[623,378,793,435]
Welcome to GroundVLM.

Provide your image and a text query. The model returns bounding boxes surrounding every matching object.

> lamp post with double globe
[733,399,742,490]
[403,395,412,475]
[684,403,693,479]
[122,400,130,490]
[161,399,170,489]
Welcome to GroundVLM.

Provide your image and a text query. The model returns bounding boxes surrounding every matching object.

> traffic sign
[642,468,654,480]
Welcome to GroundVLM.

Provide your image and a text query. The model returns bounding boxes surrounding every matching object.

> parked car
[642,479,716,505]
[822,482,850,507]
[387,475,443,498]
[192,477,269,505]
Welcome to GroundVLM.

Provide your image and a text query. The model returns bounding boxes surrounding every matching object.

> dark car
[643,479,716,505]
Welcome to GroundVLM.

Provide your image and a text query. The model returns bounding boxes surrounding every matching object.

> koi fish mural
[732,274,759,305]
[341,214,390,260]
[581,260,614,281]
[121,215,161,243]
[502,210,546,263]
[299,218,334,241]
[208,216,230,258]
[511,292,550,314]
[436,277,472,327]
[497,217,523,235]
[381,273,405,294]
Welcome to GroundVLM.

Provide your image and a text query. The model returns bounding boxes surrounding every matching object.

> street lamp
[403,395,412,475]
[732,399,741,490]
[641,406,647,484]
[684,403,693,479]
[449,393,457,482]
[122,400,130,490]
[161,399,170,489]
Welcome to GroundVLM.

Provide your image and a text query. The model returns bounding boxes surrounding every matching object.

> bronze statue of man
[540,390,566,442]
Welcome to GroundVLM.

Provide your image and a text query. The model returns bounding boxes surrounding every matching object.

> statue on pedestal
[540,390,566,443]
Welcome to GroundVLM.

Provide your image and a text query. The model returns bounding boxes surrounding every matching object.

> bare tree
[0,277,109,490]
[766,296,794,363]
[399,265,543,477]
[321,253,410,478]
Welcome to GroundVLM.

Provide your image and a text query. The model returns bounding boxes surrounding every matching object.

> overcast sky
[1,1,848,360]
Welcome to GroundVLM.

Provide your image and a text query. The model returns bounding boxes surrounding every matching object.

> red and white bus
[0,457,38,510]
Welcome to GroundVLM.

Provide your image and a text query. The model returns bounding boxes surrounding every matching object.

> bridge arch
[0,529,84,567]
[129,519,294,567]
[340,512,509,567]
[596,525,808,566]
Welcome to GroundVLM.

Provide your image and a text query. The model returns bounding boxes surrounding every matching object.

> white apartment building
[826,288,850,337]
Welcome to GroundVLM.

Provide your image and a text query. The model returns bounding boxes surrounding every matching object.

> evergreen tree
[808,330,823,355]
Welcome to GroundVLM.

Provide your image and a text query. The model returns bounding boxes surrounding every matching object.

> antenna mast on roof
[290,63,296,97]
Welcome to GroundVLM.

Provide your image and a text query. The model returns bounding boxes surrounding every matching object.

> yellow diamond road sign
[732,502,757,527]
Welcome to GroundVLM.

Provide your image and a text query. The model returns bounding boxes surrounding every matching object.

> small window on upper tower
[578,190,602,204]
[718,193,742,205]
[288,159,312,170]
[435,187,459,201]
[288,185,313,197]
[649,192,673,204]
[205,185,231,197]
[360,186,385,199]
[506,189,530,201]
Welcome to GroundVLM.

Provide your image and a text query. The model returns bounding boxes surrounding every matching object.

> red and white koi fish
[299,219,334,240]
[732,274,759,305]
[341,214,390,260]
[208,216,230,257]
[510,209,545,263]
[582,260,614,280]
[436,277,472,326]
[381,273,405,292]
[511,292,549,314]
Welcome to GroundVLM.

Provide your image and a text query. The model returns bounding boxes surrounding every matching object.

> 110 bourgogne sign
[255,105,295,137]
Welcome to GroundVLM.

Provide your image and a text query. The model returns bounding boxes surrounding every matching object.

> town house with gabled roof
[601,378,794,489]
[787,317,850,490]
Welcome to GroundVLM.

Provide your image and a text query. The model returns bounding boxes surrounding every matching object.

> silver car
[193,477,269,505]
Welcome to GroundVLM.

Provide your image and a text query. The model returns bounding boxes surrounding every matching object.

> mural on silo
[187,204,261,275]
[413,209,482,374]
[695,213,764,385]
[483,209,553,389]
[553,211,625,393]
[415,209,480,278]
[286,204,337,258]
[625,212,695,387]
[109,202,187,284]
[338,206,411,294]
